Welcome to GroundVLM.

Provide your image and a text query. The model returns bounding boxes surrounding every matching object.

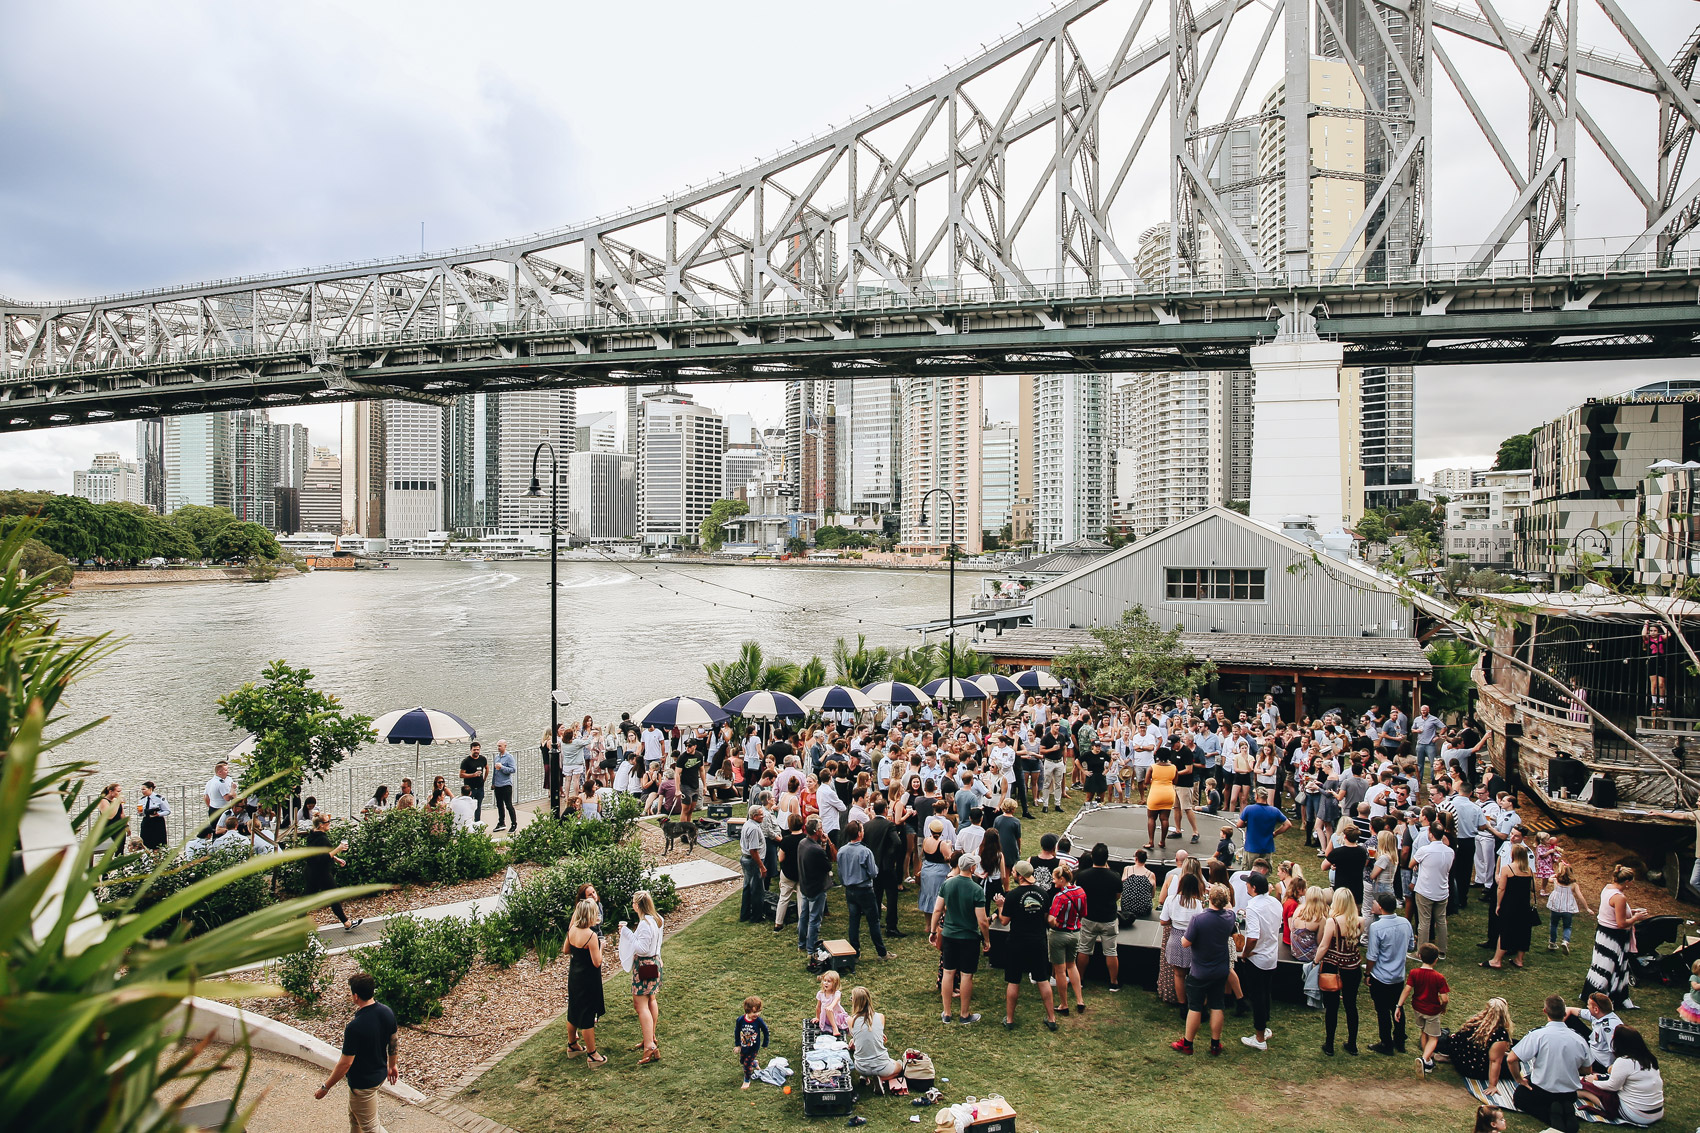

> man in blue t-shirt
[1236,789,1292,855]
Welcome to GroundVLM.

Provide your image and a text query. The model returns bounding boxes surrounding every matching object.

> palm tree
[890,643,943,686]
[704,640,799,703]
[952,645,995,676]
[832,634,892,687]
[787,655,828,696]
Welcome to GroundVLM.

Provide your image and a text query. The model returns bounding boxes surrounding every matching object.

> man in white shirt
[816,774,846,844]
[1410,834,1455,957]
[1365,771,1394,819]
[955,816,986,858]
[449,790,479,830]
[204,761,235,814]
[1230,858,1271,910]
[1238,871,1283,1049]
[774,756,805,799]
[641,725,666,768]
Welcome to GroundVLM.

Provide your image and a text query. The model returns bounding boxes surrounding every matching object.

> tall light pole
[918,488,958,717]
[527,441,561,818]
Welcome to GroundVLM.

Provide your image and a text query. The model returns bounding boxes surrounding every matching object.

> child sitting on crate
[735,996,770,1089]
[816,970,851,1035]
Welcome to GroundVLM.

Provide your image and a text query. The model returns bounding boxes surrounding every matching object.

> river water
[52,560,958,808]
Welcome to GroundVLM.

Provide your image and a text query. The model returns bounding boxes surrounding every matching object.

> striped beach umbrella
[1013,668,1063,690]
[798,684,876,713]
[636,695,729,729]
[922,677,988,701]
[972,673,1022,696]
[372,706,477,744]
[860,681,932,707]
[722,690,808,719]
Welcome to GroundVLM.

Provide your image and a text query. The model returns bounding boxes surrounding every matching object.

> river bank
[70,568,286,589]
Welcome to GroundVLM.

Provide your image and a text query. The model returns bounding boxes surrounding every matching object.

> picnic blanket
[1462,1078,1644,1126]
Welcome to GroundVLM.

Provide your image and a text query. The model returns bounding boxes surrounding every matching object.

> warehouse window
[1164,567,1266,601]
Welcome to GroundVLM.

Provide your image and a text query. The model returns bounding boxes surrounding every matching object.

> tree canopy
[698,498,749,550]
[216,660,375,807]
[1493,430,1536,471]
[208,521,281,562]
[0,491,218,564]
[1051,605,1215,710]
[813,525,875,550]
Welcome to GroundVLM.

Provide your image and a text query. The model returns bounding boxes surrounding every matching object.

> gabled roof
[1023,506,1403,603]
[987,626,1432,676]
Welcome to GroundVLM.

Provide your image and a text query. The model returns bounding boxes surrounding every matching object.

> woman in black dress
[1485,844,1535,970]
[304,812,362,932]
[1446,998,1514,1089]
[563,898,607,1065]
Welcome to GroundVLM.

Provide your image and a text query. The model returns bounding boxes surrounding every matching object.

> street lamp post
[527,441,561,818]
[918,488,958,717]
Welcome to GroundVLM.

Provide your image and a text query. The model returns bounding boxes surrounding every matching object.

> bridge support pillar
[1249,314,1349,534]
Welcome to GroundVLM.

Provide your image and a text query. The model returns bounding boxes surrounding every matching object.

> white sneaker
[1240,1035,1267,1051]
[1620,998,1638,1010]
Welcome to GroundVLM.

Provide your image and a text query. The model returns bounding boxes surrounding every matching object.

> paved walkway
[179,1046,518,1133]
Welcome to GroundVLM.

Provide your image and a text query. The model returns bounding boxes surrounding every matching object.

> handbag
[1318,967,1343,993]
[636,957,659,982]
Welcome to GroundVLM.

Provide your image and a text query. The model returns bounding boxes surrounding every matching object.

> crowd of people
[102,685,1676,1130]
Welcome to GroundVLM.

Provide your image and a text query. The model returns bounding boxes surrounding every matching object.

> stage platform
[1062,804,1240,869]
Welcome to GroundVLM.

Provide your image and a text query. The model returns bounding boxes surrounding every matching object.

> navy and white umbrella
[636,695,729,729]
[972,673,1022,697]
[722,690,808,719]
[860,681,932,707]
[1013,668,1063,690]
[799,684,876,713]
[922,677,988,701]
[227,733,259,759]
[373,706,477,744]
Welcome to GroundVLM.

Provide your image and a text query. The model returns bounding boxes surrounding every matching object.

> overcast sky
[2,0,1690,490]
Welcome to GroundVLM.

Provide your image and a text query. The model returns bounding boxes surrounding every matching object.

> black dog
[662,818,699,854]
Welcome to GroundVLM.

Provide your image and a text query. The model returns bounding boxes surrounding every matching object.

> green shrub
[479,910,526,968]
[273,935,332,1012]
[364,913,481,1024]
[280,809,505,892]
[499,844,680,960]
[99,849,275,937]
[506,794,643,865]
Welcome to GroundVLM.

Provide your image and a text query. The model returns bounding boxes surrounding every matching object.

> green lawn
[465,805,1699,1133]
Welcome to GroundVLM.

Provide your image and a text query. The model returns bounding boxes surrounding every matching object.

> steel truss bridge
[6,0,1700,431]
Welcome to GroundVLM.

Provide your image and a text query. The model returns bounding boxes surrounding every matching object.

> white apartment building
[981,422,1016,535]
[1430,467,1486,494]
[340,401,384,537]
[485,390,576,532]
[384,400,446,539]
[163,412,235,514]
[1445,468,1532,567]
[1032,374,1109,553]
[899,374,982,554]
[835,378,902,519]
[569,450,637,540]
[300,453,342,534]
[638,396,724,544]
[72,452,144,507]
[575,411,619,454]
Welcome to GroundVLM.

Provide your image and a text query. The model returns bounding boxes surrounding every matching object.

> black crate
[968,1118,1016,1133]
[1659,1016,1700,1055]
[707,803,733,819]
[802,1088,856,1117]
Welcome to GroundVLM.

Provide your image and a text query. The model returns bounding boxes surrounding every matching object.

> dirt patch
[1551,829,1689,918]
[231,841,737,1097]
[1229,1073,1475,1122]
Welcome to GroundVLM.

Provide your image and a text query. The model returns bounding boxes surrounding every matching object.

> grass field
[463,802,1698,1133]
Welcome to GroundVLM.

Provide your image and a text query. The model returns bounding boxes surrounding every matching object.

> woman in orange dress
[1144,750,1176,849]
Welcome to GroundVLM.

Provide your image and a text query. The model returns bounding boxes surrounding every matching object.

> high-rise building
[569,451,637,540]
[269,421,310,533]
[72,452,144,506]
[638,393,724,544]
[724,440,767,500]
[830,378,901,522]
[785,379,837,518]
[898,375,982,554]
[443,394,484,531]
[300,453,343,534]
[163,412,235,515]
[981,422,1016,536]
[1032,374,1110,552]
[625,384,669,455]
[1012,374,1037,545]
[576,411,618,453]
[340,402,385,537]
[1122,372,1228,537]
[1253,59,1403,525]
[485,390,575,532]
[231,409,279,529]
[384,400,446,538]
[136,420,165,513]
